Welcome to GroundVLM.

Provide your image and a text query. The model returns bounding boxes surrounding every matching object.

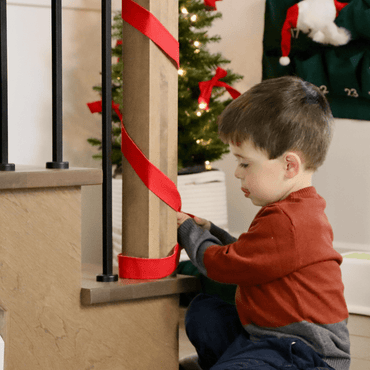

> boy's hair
[218,76,334,171]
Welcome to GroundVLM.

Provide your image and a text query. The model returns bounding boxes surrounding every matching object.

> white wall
[6,0,370,261]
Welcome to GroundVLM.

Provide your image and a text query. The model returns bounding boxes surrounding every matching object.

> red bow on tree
[198,67,241,110]
[204,0,222,10]
[115,40,123,62]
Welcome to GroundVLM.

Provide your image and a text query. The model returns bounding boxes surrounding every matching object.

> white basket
[178,170,229,262]
[112,178,122,267]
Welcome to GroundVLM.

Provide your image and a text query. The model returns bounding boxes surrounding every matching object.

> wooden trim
[81,264,200,305]
[0,165,102,190]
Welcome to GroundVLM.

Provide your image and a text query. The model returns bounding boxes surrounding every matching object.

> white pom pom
[279,56,290,66]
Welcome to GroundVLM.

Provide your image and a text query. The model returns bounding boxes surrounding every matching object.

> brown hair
[218,76,334,171]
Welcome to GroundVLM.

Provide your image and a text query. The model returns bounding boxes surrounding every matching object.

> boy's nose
[235,166,243,179]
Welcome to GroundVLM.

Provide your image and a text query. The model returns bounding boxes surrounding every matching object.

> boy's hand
[176,212,211,231]
[193,216,211,231]
[177,212,191,228]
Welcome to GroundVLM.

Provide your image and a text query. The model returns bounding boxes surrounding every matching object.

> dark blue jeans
[185,294,334,370]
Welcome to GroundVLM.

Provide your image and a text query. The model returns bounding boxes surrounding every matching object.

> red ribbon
[87,100,184,279]
[198,67,241,110]
[122,0,180,69]
[88,0,183,279]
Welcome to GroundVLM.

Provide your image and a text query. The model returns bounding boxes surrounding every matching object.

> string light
[181,7,188,14]
[196,110,202,117]
[194,49,200,54]
[196,139,212,146]
[199,102,207,110]
[205,161,212,170]
[178,68,186,76]
[190,14,197,22]
[193,41,201,47]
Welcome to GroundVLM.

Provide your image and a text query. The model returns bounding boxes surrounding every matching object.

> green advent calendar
[262,0,370,120]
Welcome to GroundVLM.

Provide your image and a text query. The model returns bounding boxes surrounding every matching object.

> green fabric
[263,0,370,120]
[177,260,237,305]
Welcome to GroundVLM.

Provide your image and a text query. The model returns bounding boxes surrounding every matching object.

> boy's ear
[284,152,301,178]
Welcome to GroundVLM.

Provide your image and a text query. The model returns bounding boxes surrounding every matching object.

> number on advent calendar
[344,88,359,98]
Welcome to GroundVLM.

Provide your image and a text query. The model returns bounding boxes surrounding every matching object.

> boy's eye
[239,163,249,169]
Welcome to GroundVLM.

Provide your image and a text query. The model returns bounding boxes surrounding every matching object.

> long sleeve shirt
[178,187,350,370]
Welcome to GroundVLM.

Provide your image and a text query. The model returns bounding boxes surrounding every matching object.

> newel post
[121,0,178,260]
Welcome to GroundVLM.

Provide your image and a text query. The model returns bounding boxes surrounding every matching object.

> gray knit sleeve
[177,218,223,276]
[210,223,237,245]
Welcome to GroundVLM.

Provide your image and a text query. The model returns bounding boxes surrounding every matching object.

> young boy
[177,76,350,370]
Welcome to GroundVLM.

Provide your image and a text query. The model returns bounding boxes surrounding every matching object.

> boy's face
[230,140,293,207]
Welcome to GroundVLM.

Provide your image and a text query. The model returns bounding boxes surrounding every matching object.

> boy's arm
[178,206,303,286]
[177,218,223,277]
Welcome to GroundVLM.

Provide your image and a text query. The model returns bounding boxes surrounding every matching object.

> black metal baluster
[0,0,15,171]
[97,0,118,282]
[46,0,68,169]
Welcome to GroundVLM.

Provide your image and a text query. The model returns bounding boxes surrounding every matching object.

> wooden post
[122,0,178,259]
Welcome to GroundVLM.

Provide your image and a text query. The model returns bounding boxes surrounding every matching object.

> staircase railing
[0,0,118,282]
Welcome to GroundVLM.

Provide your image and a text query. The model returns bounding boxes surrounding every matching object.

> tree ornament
[204,0,222,10]
[198,67,241,110]
[279,0,351,66]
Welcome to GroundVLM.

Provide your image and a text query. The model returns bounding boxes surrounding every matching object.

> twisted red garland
[122,0,179,69]
[88,1,238,279]
[88,100,183,279]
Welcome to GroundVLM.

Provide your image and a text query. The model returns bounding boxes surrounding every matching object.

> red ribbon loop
[122,0,180,69]
[198,67,241,109]
[117,244,181,279]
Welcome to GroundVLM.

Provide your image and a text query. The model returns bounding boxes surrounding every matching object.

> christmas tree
[177,0,242,172]
[88,1,243,175]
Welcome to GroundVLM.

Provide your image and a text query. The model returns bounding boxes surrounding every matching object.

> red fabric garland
[198,67,241,110]
[87,100,184,279]
[121,0,180,69]
[89,0,182,279]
